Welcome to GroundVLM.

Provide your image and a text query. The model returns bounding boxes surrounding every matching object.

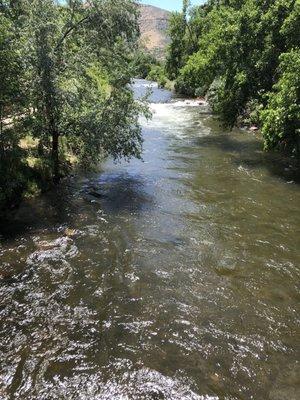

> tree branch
[55,15,90,52]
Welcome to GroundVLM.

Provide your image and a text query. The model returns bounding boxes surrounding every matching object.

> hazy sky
[140,0,204,12]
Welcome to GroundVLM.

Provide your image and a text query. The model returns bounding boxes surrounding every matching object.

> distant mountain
[138,4,171,58]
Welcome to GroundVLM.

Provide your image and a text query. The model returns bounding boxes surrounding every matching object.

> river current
[0,80,299,399]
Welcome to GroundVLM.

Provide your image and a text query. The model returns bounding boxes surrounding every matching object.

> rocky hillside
[138,4,171,58]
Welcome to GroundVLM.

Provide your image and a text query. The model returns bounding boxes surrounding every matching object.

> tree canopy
[0,0,148,209]
[166,0,300,155]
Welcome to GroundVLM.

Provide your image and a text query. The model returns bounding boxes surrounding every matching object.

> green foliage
[166,0,300,155]
[147,65,167,88]
[165,3,208,81]
[0,10,25,130]
[261,49,300,154]
[165,12,187,80]
[0,146,27,209]
[177,4,241,98]
[0,6,28,209]
[131,50,158,79]
[0,0,148,209]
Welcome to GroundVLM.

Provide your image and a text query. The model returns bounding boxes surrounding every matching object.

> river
[0,80,299,399]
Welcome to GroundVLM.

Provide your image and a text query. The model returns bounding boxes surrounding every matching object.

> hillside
[138,4,171,58]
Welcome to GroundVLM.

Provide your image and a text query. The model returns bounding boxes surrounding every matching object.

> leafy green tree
[147,65,167,88]
[131,50,158,79]
[261,49,300,154]
[20,0,145,180]
[0,0,148,209]
[167,0,300,155]
[165,10,187,80]
[0,8,28,210]
[0,11,23,137]
[165,2,211,81]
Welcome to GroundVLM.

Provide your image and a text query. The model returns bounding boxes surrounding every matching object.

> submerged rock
[89,190,106,199]
[0,263,15,280]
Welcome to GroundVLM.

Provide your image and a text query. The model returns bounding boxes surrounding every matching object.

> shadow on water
[82,172,153,214]
[0,180,78,242]
[1,80,300,400]
[194,132,300,184]
[0,171,153,243]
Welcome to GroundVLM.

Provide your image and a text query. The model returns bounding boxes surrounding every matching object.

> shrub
[261,50,300,155]
[147,66,168,88]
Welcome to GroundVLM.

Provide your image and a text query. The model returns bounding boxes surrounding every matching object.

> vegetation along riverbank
[1,0,299,212]
[0,2,300,399]
[0,0,149,211]
[135,0,300,156]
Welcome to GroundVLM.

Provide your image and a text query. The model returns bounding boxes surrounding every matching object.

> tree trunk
[0,102,3,137]
[52,129,60,183]
[0,102,4,155]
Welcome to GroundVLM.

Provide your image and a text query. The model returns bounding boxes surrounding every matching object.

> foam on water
[134,81,158,89]
[1,79,299,400]
[141,100,211,138]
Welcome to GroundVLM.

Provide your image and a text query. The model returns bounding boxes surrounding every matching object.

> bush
[0,147,30,209]
[147,66,168,88]
[261,50,300,155]
[132,51,158,79]
[167,0,299,154]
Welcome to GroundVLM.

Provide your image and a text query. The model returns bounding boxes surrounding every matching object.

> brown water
[0,80,300,399]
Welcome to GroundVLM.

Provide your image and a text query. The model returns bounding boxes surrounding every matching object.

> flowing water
[0,80,300,400]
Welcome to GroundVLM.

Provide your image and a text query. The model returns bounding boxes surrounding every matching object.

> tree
[261,49,300,154]
[131,50,158,79]
[18,0,145,181]
[165,10,187,80]
[167,0,300,155]
[0,8,29,209]
[0,0,148,209]
[0,12,23,138]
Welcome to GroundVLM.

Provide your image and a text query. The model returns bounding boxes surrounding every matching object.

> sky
[140,0,204,12]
